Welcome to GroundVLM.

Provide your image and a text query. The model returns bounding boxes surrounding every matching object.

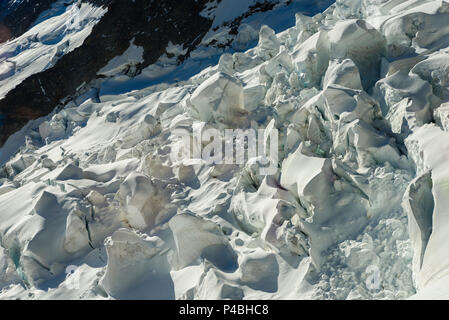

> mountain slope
[0,0,57,42]
[0,0,332,147]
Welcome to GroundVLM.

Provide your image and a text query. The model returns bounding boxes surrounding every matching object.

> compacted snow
[1,0,449,300]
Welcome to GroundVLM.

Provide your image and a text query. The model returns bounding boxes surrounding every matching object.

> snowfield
[1,0,449,300]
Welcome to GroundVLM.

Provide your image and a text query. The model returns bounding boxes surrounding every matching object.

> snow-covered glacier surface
[1,0,449,300]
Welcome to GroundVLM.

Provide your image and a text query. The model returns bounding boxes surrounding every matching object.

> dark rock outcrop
[0,0,58,42]
[0,0,213,145]
[0,0,310,146]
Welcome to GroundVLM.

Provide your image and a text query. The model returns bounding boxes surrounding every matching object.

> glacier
[0,0,449,300]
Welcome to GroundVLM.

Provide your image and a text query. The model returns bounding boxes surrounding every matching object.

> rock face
[0,0,325,146]
[0,0,57,42]
[0,0,212,145]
